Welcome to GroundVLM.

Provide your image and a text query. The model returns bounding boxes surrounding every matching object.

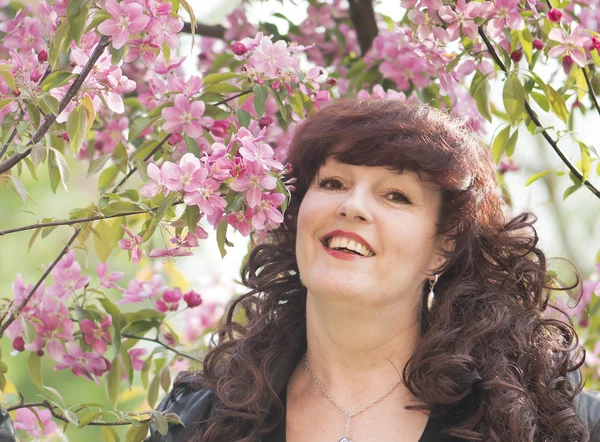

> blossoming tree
[0,0,599,440]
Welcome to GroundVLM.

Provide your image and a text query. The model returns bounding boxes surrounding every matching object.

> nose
[336,188,373,223]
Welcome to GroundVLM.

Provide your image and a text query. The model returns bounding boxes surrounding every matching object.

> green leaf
[185,205,200,232]
[470,72,493,123]
[43,386,66,408]
[517,28,533,65]
[101,426,120,442]
[159,365,171,393]
[87,154,112,176]
[125,422,149,442]
[106,356,123,407]
[98,165,120,193]
[546,85,570,123]
[525,170,559,186]
[0,69,16,89]
[142,193,178,241]
[0,98,15,113]
[64,410,79,426]
[183,133,200,157]
[94,220,113,262]
[503,74,526,124]
[578,141,591,183]
[253,84,268,117]
[41,71,76,92]
[203,83,242,94]
[28,352,44,391]
[101,201,146,217]
[216,220,228,258]
[530,91,549,112]
[270,88,288,122]
[23,318,37,344]
[202,72,240,85]
[47,148,70,193]
[66,105,88,153]
[237,109,251,128]
[39,95,60,116]
[288,90,304,118]
[153,412,169,436]
[563,183,582,200]
[8,175,28,202]
[128,117,158,142]
[49,20,70,71]
[505,129,519,158]
[491,125,511,163]
[78,411,107,428]
[67,0,90,43]
[148,373,160,409]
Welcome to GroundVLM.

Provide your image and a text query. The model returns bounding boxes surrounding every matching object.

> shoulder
[145,371,214,442]
[571,370,600,441]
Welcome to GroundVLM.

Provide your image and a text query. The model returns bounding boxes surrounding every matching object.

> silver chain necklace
[303,354,404,442]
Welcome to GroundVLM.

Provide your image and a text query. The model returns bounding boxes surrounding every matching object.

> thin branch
[581,67,600,118]
[0,228,80,337]
[0,36,110,175]
[181,22,226,39]
[6,400,152,426]
[0,202,186,237]
[112,134,172,194]
[214,89,252,106]
[122,332,203,364]
[348,0,378,55]
[478,26,600,200]
[0,110,23,160]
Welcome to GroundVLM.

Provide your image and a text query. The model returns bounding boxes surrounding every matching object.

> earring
[427,274,439,311]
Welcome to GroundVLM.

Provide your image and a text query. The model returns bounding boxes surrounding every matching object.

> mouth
[319,232,375,258]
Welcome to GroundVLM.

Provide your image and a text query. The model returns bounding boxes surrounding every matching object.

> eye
[317,177,344,190]
[384,189,412,204]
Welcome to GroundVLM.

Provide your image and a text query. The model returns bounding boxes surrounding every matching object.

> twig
[0,36,110,175]
[478,26,600,200]
[181,22,226,39]
[0,110,25,160]
[122,332,203,364]
[6,400,152,426]
[214,89,252,106]
[581,67,600,118]
[0,228,80,338]
[112,134,172,194]
[0,202,184,237]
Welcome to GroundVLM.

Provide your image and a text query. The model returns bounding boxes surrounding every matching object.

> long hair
[175,99,587,441]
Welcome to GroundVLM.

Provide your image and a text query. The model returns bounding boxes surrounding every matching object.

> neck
[300,290,422,405]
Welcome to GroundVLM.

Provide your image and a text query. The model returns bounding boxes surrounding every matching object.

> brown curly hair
[175,98,587,441]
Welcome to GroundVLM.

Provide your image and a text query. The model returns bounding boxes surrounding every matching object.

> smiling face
[295,157,446,309]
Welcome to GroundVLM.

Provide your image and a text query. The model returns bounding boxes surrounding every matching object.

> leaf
[78,411,108,428]
[178,0,196,46]
[86,10,111,33]
[202,72,240,85]
[530,91,549,112]
[43,386,66,408]
[503,74,526,124]
[98,165,120,192]
[66,105,88,153]
[87,154,112,176]
[159,365,171,394]
[470,72,493,123]
[28,352,44,391]
[41,71,76,92]
[491,125,511,163]
[0,69,16,89]
[8,175,28,202]
[64,410,79,426]
[94,220,113,262]
[578,141,591,183]
[517,28,533,65]
[546,85,570,123]
[216,220,228,258]
[23,318,37,344]
[147,373,160,408]
[183,134,199,157]
[81,94,96,132]
[203,83,242,94]
[270,88,288,122]
[563,183,582,200]
[237,109,251,128]
[142,193,178,241]
[185,205,200,232]
[505,129,519,158]
[128,117,158,142]
[47,147,70,193]
[288,90,303,118]
[49,20,70,71]
[101,426,120,442]
[98,297,122,355]
[153,412,169,436]
[253,84,268,117]
[106,356,123,407]
[525,170,559,186]
[0,98,15,113]
[125,423,150,442]
[67,0,91,43]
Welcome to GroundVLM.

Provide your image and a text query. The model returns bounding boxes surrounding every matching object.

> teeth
[325,236,374,257]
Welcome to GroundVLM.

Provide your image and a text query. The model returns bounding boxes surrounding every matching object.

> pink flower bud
[169,132,183,145]
[327,78,338,86]
[60,132,70,142]
[183,290,203,308]
[231,41,248,56]
[210,120,231,138]
[592,37,600,51]
[12,336,25,352]
[30,70,42,83]
[563,55,574,66]
[38,50,48,62]
[37,349,44,357]
[547,8,562,22]
[11,88,21,97]
[510,49,523,63]
[272,81,281,90]
[532,39,544,50]
[163,332,176,346]
[258,116,273,129]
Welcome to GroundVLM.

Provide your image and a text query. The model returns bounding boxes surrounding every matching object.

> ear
[428,236,453,275]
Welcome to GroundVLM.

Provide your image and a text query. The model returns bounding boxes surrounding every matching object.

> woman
[146,98,600,441]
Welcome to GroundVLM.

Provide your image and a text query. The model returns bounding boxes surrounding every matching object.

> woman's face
[296,157,445,308]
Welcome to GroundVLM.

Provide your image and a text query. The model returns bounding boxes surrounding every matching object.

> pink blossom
[486,0,525,38]
[168,75,203,98]
[98,0,151,49]
[184,300,225,342]
[183,290,203,308]
[183,177,227,215]
[119,274,165,304]
[230,160,277,208]
[80,315,112,353]
[146,14,184,49]
[129,348,148,371]
[140,163,170,198]
[438,0,480,41]
[148,247,193,259]
[162,94,206,138]
[155,288,182,312]
[2,16,46,52]
[161,153,207,192]
[548,23,589,68]
[93,116,128,154]
[118,225,143,264]
[46,251,90,300]
[124,37,161,68]
[97,262,125,290]
[226,208,254,237]
[252,192,286,230]
[52,341,111,379]
[14,407,57,439]
[248,35,297,77]
[237,127,283,169]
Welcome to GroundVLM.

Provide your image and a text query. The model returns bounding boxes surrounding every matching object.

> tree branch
[478,26,600,200]
[348,0,379,55]
[581,67,600,118]
[0,111,24,160]
[122,332,202,364]
[6,400,152,426]
[181,22,226,39]
[0,36,110,175]
[0,228,80,337]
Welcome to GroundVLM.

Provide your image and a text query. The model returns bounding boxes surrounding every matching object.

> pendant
[339,438,353,442]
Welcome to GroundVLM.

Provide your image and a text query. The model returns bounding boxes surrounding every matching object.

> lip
[322,242,370,260]
[320,229,375,256]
